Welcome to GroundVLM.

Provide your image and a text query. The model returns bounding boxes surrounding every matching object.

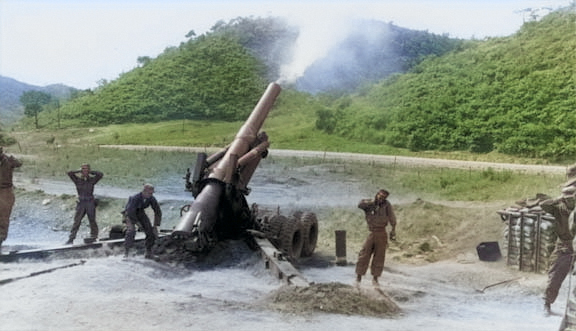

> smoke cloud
[277,10,355,85]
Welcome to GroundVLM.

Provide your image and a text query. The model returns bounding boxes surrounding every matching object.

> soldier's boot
[123,248,130,258]
[145,248,153,259]
[84,237,96,244]
[355,274,362,287]
[544,302,552,316]
[65,238,74,245]
[372,276,380,287]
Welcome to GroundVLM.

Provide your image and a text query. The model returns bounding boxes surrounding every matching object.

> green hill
[318,8,575,160]
[27,16,461,128]
[52,34,267,126]
[16,7,576,161]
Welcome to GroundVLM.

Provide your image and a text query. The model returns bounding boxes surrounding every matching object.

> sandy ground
[1,196,568,331]
[0,245,567,331]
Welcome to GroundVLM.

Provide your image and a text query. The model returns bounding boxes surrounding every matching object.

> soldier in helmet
[541,163,576,315]
[66,163,103,244]
[123,183,162,259]
[0,146,22,252]
[355,189,397,286]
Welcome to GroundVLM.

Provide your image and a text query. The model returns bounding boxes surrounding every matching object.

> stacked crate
[497,198,557,273]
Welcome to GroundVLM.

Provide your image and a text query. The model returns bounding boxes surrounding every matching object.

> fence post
[335,230,347,266]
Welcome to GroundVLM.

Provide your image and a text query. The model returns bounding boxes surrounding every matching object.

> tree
[20,90,51,129]
[137,56,152,67]
[0,129,17,146]
[185,30,196,39]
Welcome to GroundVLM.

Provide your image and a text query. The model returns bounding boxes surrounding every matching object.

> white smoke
[277,10,355,85]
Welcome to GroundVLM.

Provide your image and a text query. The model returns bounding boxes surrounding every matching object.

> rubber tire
[300,212,319,257]
[265,215,286,247]
[279,216,304,260]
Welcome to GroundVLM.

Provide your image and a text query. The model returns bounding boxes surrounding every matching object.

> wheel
[300,212,319,257]
[260,214,286,247]
[279,215,304,260]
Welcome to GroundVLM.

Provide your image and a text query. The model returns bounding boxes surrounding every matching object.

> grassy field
[12,100,564,166]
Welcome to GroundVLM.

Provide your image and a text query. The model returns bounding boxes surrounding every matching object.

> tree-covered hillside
[316,8,575,160]
[23,8,575,161]
[296,20,465,94]
[54,34,267,126]
[211,17,462,94]
[33,16,462,127]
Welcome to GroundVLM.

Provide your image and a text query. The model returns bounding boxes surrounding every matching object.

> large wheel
[279,216,304,260]
[263,214,286,247]
[300,212,319,257]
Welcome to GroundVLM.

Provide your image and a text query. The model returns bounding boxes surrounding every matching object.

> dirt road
[99,144,568,174]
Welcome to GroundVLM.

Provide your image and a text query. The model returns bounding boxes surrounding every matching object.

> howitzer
[172,83,319,260]
[1,83,317,287]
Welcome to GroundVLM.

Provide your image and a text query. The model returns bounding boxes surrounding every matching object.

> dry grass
[315,198,510,265]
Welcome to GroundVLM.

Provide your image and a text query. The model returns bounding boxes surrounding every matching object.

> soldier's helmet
[375,189,389,202]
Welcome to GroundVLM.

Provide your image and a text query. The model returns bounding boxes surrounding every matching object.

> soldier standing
[541,163,576,315]
[123,183,162,258]
[356,189,397,286]
[66,163,103,244]
[0,147,22,251]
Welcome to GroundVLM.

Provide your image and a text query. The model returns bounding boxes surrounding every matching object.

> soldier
[66,163,103,244]
[123,183,162,259]
[356,189,397,286]
[0,147,22,251]
[541,163,576,315]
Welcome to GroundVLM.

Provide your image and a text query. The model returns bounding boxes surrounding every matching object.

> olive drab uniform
[356,189,397,284]
[67,168,103,243]
[541,164,576,314]
[0,149,22,248]
[123,186,162,258]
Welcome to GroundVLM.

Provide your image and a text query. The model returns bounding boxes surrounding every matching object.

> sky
[0,0,571,90]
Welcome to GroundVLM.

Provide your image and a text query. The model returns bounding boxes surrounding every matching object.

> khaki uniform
[541,173,576,309]
[356,198,396,278]
[0,153,22,244]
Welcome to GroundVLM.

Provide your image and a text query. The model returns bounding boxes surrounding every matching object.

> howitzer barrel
[208,82,280,183]
[173,180,223,238]
[172,83,281,243]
